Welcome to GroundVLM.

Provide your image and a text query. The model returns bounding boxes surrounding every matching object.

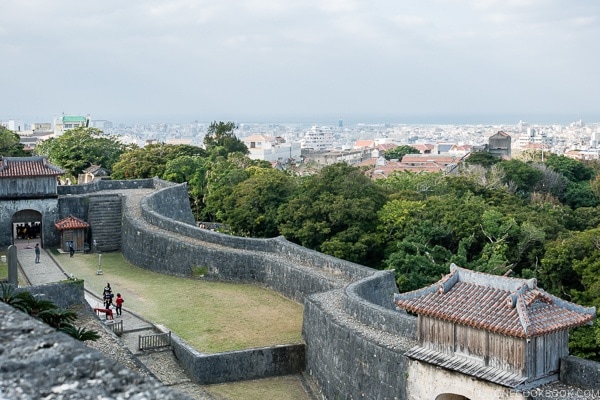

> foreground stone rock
[0,302,193,400]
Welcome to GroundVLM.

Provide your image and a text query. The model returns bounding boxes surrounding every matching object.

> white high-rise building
[300,126,334,151]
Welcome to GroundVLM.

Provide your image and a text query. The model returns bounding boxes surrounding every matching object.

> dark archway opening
[12,209,43,248]
[436,394,472,400]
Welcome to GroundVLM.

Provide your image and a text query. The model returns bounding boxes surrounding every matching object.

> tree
[498,159,544,196]
[163,155,209,220]
[202,154,253,222]
[464,151,500,168]
[111,143,205,180]
[539,229,600,360]
[0,125,28,156]
[545,154,594,182]
[564,181,600,209]
[383,145,420,161]
[203,121,248,156]
[278,163,388,266]
[221,167,294,237]
[34,127,126,177]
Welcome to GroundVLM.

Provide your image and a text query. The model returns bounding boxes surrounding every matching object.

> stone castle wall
[122,182,420,397]
[5,178,598,399]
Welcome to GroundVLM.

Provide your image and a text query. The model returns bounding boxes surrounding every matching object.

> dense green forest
[20,123,600,361]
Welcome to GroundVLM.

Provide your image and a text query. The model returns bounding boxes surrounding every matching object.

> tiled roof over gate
[54,215,90,230]
[0,157,64,178]
[394,264,596,338]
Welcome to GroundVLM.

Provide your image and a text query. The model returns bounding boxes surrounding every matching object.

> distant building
[54,215,90,253]
[488,131,511,158]
[302,148,371,169]
[360,153,466,179]
[90,120,113,130]
[411,143,435,154]
[300,126,334,151]
[1,119,25,132]
[242,134,301,163]
[53,114,91,136]
[77,164,110,184]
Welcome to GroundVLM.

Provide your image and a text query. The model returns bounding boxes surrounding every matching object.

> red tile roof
[354,139,374,149]
[0,157,64,178]
[54,215,90,230]
[394,264,596,338]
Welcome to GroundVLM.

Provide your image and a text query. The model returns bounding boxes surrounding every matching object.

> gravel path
[76,305,215,400]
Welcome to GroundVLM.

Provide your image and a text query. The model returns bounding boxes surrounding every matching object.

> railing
[139,331,171,351]
[107,320,123,336]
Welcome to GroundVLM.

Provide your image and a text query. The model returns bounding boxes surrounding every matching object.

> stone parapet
[0,302,193,399]
[560,355,600,390]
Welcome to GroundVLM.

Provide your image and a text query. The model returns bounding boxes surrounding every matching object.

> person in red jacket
[115,293,124,317]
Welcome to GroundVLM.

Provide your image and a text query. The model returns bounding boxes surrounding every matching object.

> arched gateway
[0,157,64,248]
[11,209,43,244]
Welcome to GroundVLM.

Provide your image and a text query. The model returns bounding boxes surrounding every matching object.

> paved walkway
[14,239,153,332]
[15,240,66,285]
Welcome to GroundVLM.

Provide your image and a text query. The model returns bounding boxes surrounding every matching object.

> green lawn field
[54,251,304,354]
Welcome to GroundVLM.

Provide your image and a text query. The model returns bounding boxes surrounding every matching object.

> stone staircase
[88,194,123,252]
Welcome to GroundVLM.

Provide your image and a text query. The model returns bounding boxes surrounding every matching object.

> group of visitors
[103,283,124,318]
[16,222,41,240]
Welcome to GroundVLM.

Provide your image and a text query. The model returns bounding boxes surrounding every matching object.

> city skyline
[1,1,599,125]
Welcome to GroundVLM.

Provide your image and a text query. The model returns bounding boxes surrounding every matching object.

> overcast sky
[1,1,599,125]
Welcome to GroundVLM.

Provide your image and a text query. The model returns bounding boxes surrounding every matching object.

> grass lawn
[54,250,304,353]
[0,250,6,280]
[205,376,309,400]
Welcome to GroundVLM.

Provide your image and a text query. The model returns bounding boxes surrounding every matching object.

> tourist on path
[34,243,41,263]
[103,283,113,309]
[115,293,124,317]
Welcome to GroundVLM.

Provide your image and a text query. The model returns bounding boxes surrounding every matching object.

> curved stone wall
[6,178,599,398]
[121,181,419,397]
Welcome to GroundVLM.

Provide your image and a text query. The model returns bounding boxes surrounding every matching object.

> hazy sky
[1,1,599,124]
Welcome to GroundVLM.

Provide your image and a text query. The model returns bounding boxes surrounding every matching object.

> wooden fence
[107,320,123,336]
[139,331,172,351]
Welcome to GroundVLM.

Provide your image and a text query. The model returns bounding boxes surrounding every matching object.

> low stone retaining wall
[17,279,85,310]
[169,329,305,384]
[560,355,600,390]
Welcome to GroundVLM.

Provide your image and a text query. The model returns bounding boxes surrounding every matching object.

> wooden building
[77,164,110,184]
[54,215,90,253]
[394,264,595,390]
[0,156,64,199]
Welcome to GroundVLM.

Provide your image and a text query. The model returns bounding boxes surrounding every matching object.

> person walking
[69,242,74,257]
[34,243,41,263]
[115,293,124,317]
[103,283,113,310]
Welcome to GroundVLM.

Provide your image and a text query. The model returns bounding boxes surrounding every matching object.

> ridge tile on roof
[394,263,596,338]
